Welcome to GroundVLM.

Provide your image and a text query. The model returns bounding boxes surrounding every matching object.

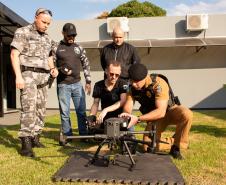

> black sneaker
[169,145,183,160]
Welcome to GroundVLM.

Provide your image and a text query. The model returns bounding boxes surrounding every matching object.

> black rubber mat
[53,151,185,184]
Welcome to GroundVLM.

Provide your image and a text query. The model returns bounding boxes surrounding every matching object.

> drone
[59,117,157,170]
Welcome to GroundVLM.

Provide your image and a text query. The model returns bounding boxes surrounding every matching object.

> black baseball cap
[63,23,77,36]
[128,63,148,81]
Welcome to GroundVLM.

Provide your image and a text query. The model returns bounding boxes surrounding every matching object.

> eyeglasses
[109,73,120,78]
[66,34,76,38]
[36,9,52,17]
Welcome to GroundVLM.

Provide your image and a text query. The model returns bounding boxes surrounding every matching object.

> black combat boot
[20,137,35,157]
[32,135,45,148]
[169,145,183,160]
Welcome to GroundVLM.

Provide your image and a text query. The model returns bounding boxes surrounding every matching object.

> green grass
[0,110,225,185]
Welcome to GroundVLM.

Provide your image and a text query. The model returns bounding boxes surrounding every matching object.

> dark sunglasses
[66,34,76,37]
[109,73,120,78]
[36,9,52,17]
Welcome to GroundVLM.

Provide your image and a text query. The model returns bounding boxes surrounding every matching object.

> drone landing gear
[87,137,137,171]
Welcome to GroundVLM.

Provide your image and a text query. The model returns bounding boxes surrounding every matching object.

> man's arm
[131,46,140,64]
[48,56,58,78]
[97,93,127,123]
[139,99,168,122]
[121,99,168,128]
[10,48,24,89]
[123,94,134,114]
[100,48,106,71]
[80,46,91,95]
[90,98,100,116]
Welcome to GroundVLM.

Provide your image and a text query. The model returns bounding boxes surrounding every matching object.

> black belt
[21,65,50,73]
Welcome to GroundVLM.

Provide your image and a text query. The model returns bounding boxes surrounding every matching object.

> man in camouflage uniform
[10,8,58,157]
[52,23,91,145]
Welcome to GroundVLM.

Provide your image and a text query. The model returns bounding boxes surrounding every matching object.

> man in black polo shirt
[89,60,127,130]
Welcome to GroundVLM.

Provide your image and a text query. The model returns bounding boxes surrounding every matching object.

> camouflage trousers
[19,71,49,137]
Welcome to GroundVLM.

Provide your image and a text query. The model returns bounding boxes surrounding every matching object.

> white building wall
[16,14,226,110]
[48,14,226,42]
[45,45,226,110]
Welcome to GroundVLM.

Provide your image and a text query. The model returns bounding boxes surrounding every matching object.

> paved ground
[0,109,59,126]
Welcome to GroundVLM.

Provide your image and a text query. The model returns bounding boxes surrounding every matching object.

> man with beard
[53,23,91,144]
[10,8,58,157]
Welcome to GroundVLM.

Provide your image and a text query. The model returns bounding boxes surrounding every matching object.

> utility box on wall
[186,14,208,31]
[107,17,129,33]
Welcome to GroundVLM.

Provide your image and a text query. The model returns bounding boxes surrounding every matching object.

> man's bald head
[112,27,125,46]
[112,27,124,37]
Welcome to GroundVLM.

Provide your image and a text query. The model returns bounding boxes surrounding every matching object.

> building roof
[77,37,226,54]
[77,37,226,49]
[0,2,29,44]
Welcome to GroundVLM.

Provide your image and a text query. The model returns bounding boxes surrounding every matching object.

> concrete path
[0,109,59,126]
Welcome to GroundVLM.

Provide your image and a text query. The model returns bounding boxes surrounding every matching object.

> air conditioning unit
[107,17,129,33]
[186,14,208,31]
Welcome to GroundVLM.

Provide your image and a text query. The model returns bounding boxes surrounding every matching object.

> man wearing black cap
[120,63,193,159]
[53,23,91,144]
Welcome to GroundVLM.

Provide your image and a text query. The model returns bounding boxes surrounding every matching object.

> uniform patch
[123,84,128,90]
[74,47,80,55]
[156,85,162,94]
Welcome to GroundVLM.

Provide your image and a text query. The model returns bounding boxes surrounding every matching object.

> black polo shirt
[92,78,127,120]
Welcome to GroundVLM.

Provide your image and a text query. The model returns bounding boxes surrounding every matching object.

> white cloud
[168,0,226,16]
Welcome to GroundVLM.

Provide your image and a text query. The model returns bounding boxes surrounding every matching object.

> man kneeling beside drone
[119,63,193,160]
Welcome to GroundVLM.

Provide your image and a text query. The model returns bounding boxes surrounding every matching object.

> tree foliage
[108,0,166,18]
[97,11,109,19]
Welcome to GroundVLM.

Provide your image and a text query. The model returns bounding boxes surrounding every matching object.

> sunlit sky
[1,0,226,23]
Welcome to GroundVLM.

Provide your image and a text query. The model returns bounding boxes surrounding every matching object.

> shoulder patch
[155,85,162,94]
[123,84,128,90]
[74,47,81,55]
